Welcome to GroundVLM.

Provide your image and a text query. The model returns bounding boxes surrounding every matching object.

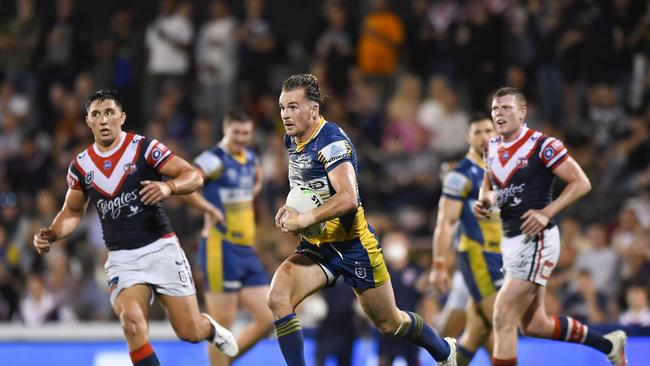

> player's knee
[266,287,290,315]
[176,318,206,343]
[493,308,516,333]
[373,318,401,336]
[118,308,147,338]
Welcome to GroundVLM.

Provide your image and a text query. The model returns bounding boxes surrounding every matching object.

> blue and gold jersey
[285,118,375,246]
[442,154,503,301]
[441,155,502,253]
[194,144,257,246]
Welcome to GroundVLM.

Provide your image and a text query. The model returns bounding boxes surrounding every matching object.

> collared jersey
[485,127,569,237]
[442,155,502,252]
[194,145,258,246]
[67,132,174,250]
[285,119,374,245]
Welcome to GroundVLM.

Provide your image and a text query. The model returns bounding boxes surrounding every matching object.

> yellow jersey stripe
[207,227,224,292]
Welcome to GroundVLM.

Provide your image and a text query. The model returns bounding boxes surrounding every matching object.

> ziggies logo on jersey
[96,189,140,219]
[317,140,352,169]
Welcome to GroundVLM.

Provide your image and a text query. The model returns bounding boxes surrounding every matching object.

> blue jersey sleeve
[316,128,354,173]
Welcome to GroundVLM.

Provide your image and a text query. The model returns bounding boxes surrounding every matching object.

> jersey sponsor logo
[96,189,140,219]
[496,183,525,207]
[318,140,352,168]
[85,171,94,184]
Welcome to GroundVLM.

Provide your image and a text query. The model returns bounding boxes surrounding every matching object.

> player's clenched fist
[33,228,57,254]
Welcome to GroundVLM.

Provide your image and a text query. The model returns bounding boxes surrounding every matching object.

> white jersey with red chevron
[485,126,569,237]
[67,132,175,250]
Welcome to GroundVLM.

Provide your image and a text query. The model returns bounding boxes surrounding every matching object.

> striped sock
[493,357,517,365]
[551,316,612,354]
[456,344,475,366]
[401,311,450,361]
[129,343,160,366]
[273,313,306,366]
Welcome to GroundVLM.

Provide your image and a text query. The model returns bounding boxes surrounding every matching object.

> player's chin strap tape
[393,311,407,336]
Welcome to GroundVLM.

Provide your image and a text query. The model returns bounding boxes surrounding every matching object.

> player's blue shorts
[456,236,503,302]
[295,232,390,291]
[198,228,269,293]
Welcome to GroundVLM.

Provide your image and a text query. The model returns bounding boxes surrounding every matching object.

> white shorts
[501,226,560,286]
[104,234,196,306]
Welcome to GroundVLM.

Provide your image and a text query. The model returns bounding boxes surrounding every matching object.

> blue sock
[273,313,306,366]
[551,316,612,354]
[457,344,475,366]
[402,311,450,361]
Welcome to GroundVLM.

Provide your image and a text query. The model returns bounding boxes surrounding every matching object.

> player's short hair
[469,112,491,125]
[493,87,527,107]
[224,107,252,124]
[282,74,324,107]
[85,89,123,113]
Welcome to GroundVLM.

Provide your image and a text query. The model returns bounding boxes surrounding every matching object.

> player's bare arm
[430,197,463,293]
[33,188,88,254]
[473,173,495,219]
[279,161,358,233]
[253,164,263,197]
[520,156,591,236]
[140,155,204,205]
[179,192,225,226]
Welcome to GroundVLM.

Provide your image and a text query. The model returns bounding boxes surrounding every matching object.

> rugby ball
[285,186,325,237]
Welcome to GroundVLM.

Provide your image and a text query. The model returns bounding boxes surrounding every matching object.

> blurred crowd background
[0,0,649,343]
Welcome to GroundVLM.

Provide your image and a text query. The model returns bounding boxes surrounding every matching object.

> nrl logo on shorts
[354,267,367,279]
[85,171,94,184]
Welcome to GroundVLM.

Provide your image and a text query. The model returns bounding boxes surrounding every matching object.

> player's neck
[502,125,526,144]
[94,131,124,153]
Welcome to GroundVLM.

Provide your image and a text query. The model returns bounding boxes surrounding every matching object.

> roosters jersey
[285,118,375,246]
[485,127,569,237]
[194,145,258,246]
[67,132,175,250]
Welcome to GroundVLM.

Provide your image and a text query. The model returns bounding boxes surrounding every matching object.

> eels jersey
[194,145,258,246]
[285,118,374,245]
[485,127,569,237]
[66,132,174,251]
[441,155,502,253]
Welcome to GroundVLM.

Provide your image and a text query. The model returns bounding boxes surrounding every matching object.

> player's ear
[120,111,126,126]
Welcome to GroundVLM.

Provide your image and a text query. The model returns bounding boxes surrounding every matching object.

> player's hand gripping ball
[285,186,325,237]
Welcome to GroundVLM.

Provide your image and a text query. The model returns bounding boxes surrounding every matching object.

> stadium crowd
[0,0,649,342]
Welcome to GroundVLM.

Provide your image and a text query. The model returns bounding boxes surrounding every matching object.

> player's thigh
[113,284,152,321]
[494,277,537,323]
[353,280,401,325]
[268,254,328,309]
[158,293,203,332]
[240,285,273,321]
[204,291,239,326]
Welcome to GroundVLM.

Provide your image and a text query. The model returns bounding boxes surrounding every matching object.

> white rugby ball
[285,186,325,237]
